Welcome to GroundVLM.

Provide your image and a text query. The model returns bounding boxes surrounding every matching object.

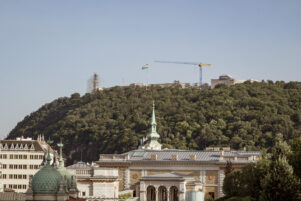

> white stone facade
[0,137,52,193]
[67,162,119,199]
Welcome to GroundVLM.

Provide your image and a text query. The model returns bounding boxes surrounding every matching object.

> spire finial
[57,138,64,167]
[151,101,156,126]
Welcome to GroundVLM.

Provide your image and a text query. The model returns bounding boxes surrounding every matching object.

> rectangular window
[39,155,43,159]
[23,165,27,169]
[19,165,22,169]
[29,165,33,169]
[2,164,7,169]
[3,154,7,159]
[19,155,23,159]
[34,155,38,159]
[2,174,6,179]
[9,165,13,169]
[9,184,12,189]
[18,185,22,189]
[14,155,18,159]
[23,155,27,159]
[34,165,39,169]
[23,175,27,179]
[14,175,18,179]
[0,154,2,159]
[13,185,17,189]
[9,174,13,179]
[18,175,22,179]
[14,165,18,169]
[23,185,27,189]
[30,155,34,159]
[10,155,13,159]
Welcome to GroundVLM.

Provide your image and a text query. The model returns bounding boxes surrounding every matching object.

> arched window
[147,186,156,201]
[158,186,167,201]
[169,186,179,201]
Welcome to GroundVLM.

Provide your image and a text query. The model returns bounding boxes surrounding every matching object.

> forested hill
[6,81,301,164]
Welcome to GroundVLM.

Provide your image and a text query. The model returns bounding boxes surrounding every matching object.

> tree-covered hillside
[6,81,301,164]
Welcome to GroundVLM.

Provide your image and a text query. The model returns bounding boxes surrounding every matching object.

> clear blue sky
[0,0,300,139]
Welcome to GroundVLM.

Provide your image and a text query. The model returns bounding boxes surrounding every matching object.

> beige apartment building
[0,136,52,193]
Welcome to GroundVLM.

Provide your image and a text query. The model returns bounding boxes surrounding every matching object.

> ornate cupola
[141,102,162,150]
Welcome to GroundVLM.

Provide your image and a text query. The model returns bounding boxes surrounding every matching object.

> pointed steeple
[142,101,161,150]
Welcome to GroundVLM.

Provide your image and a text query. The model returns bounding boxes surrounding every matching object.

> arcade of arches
[146,186,179,201]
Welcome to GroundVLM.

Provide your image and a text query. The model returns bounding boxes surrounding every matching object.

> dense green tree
[260,157,300,201]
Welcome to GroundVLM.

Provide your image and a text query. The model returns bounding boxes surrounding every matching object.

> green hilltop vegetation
[6,81,301,164]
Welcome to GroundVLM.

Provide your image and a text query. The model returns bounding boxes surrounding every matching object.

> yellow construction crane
[154,60,212,87]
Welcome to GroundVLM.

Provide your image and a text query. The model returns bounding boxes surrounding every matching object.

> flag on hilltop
[142,64,149,70]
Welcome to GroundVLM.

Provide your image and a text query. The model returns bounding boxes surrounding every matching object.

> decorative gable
[20,144,23,149]
[10,144,14,149]
[15,144,19,150]
[0,143,3,149]
[24,144,28,150]
[4,143,8,150]
[30,144,35,151]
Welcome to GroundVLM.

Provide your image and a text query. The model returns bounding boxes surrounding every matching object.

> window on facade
[23,155,27,159]
[23,175,27,179]
[18,175,22,179]
[2,174,6,179]
[14,165,18,169]
[9,174,13,179]
[9,184,12,189]
[39,155,43,159]
[18,185,22,189]
[10,155,13,159]
[0,154,2,159]
[14,175,18,179]
[2,164,7,169]
[34,155,38,159]
[19,165,22,169]
[3,154,7,159]
[82,192,86,196]
[13,185,17,189]
[14,155,18,159]
[19,155,23,159]
[23,165,27,169]
[29,165,33,169]
[30,155,34,159]
[23,185,27,189]
[9,165,13,169]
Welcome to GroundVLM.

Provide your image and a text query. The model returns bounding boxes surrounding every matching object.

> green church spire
[147,102,160,139]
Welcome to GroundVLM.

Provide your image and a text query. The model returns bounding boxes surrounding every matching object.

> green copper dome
[31,153,61,194]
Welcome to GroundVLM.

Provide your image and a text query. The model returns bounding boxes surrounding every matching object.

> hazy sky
[0,0,300,139]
